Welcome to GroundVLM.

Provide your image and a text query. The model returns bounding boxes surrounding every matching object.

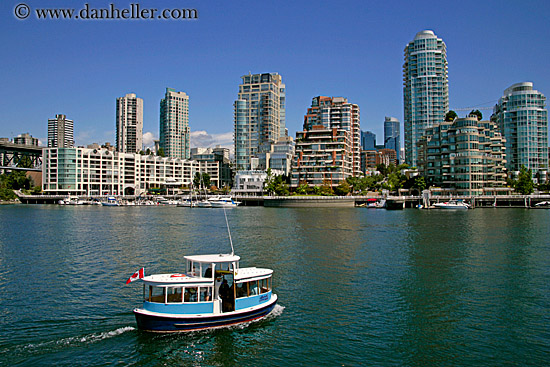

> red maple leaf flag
[126,267,145,284]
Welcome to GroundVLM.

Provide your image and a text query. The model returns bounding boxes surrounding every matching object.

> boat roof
[143,274,212,286]
[235,267,273,283]
[184,253,240,263]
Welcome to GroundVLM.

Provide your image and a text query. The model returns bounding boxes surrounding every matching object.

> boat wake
[19,326,136,352]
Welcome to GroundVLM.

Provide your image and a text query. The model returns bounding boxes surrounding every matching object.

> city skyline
[1,1,550,150]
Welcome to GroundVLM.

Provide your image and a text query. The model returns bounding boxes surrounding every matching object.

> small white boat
[197,200,212,208]
[58,196,84,205]
[209,196,241,208]
[433,200,470,209]
[102,196,120,206]
[534,201,550,208]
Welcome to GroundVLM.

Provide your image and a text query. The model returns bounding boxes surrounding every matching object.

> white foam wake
[23,326,136,351]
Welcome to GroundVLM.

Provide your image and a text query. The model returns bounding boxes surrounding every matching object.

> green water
[0,205,548,366]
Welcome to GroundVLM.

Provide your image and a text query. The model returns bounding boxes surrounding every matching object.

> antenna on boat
[223,206,235,255]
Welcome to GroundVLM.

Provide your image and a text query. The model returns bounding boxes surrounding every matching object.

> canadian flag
[126,267,145,284]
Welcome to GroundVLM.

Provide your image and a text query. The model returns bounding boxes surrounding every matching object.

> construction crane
[452,106,494,111]
[451,99,497,112]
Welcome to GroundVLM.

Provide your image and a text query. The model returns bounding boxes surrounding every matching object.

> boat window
[187,261,198,276]
[235,282,247,298]
[184,287,198,302]
[199,287,212,302]
[248,280,259,296]
[260,278,270,293]
[167,287,183,303]
[149,286,165,303]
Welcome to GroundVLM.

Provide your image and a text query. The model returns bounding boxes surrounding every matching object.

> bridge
[0,141,42,172]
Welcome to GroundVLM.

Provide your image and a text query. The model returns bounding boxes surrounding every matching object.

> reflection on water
[0,206,548,366]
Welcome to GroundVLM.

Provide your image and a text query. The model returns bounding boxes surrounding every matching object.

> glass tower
[233,73,285,171]
[384,117,400,164]
[159,88,190,159]
[403,30,449,167]
[492,82,548,182]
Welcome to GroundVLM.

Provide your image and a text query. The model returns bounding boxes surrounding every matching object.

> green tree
[334,180,351,196]
[376,163,388,176]
[157,148,165,157]
[295,183,309,195]
[469,109,483,121]
[515,165,534,194]
[193,172,211,190]
[320,179,334,196]
[445,110,458,122]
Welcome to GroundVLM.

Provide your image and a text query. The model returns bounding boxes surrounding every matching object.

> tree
[445,110,458,122]
[376,163,388,176]
[515,165,534,195]
[320,179,333,195]
[469,109,483,121]
[334,180,350,196]
[157,148,165,157]
[265,172,289,196]
[193,172,211,190]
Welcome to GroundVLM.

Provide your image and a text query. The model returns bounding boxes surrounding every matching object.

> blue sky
[1,0,549,149]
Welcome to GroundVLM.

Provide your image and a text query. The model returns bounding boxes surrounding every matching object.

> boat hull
[134,295,277,332]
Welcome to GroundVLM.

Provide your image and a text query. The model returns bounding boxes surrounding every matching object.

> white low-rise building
[42,147,219,196]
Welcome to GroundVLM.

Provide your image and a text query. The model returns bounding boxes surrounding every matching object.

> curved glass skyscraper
[492,82,548,181]
[403,30,448,167]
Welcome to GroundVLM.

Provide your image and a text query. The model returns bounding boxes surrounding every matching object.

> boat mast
[223,206,235,255]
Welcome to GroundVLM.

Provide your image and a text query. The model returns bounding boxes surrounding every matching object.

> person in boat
[219,278,230,311]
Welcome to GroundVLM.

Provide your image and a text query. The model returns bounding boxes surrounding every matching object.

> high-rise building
[361,131,376,151]
[384,117,401,163]
[13,133,38,146]
[160,88,190,159]
[291,96,361,188]
[116,93,143,153]
[48,114,74,148]
[234,73,286,171]
[403,30,449,167]
[492,82,548,182]
[417,115,507,196]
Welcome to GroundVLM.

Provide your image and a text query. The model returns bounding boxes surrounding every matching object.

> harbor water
[0,205,549,366]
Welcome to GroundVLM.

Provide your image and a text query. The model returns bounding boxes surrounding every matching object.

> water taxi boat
[132,253,277,332]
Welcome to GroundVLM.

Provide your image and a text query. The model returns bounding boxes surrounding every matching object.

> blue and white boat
[132,253,277,332]
[102,196,120,206]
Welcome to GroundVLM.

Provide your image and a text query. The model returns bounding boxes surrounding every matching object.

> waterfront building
[492,82,548,182]
[417,115,507,196]
[291,96,360,188]
[190,146,232,188]
[361,131,376,151]
[42,147,219,196]
[291,126,353,188]
[403,30,449,167]
[160,88,190,159]
[48,114,74,148]
[13,133,38,146]
[255,136,295,176]
[234,73,286,171]
[116,93,143,153]
[231,170,280,196]
[384,117,401,163]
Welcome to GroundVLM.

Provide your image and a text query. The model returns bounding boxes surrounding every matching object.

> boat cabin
[141,254,273,315]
